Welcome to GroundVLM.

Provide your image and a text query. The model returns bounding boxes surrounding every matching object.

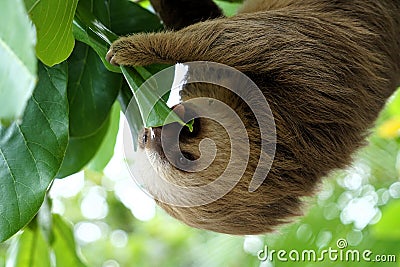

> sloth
[106,0,400,235]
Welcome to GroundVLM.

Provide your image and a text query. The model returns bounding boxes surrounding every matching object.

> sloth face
[133,88,306,235]
[139,103,232,187]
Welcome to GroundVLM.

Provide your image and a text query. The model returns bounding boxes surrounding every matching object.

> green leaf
[67,41,122,137]
[371,199,400,240]
[57,112,112,178]
[24,0,79,66]
[214,0,241,16]
[87,102,121,172]
[72,0,162,72]
[121,66,188,129]
[118,81,143,151]
[6,214,85,267]
[0,63,68,242]
[52,215,86,267]
[215,0,243,3]
[108,0,163,35]
[8,221,51,267]
[0,0,37,126]
[73,2,120,72]
[134,65,173,103]
[118,64,177,152]
[57,40,122,177]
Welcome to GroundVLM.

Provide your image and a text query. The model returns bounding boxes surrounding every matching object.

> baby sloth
[107,0,400,235]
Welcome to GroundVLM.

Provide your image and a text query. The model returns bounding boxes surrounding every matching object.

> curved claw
[106,49,120,66]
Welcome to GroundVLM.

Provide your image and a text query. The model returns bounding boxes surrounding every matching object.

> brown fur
[107,0,400,234]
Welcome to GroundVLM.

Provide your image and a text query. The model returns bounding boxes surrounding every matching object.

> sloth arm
[107,10,384,85]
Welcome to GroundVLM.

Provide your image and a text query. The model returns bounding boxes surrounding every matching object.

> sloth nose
[140,127,164,149]
[140,128,151,148]
[139,104,190,149]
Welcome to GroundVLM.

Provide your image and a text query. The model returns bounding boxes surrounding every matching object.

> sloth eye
[142,132,147,145]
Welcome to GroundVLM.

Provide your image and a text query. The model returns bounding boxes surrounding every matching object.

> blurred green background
[1,1,400,266]
[2,89,399,267]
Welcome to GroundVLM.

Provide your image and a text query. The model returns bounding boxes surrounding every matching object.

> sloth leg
[149,0,223,30]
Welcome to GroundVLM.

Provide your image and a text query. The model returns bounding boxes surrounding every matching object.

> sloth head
[131,80,319,235]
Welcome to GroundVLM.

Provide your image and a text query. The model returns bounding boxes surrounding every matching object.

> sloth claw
[106,49,120,66]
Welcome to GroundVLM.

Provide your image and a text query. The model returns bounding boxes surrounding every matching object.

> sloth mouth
[137,103,204,173]
[139,103,201,148]
[140,125,199,172]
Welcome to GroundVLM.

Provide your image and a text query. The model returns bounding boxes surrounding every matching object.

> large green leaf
[0,0,37,126]
[24,0,79,66]
[72,0,161,72]
[57,39,122,176]
[68,41,122,137]
[57,112,111,178]
[8,221,51,267]
[73,1,120,72]
[0,63,68,242]
[7,214,86,267]
[118,81,143,151]
[121,66,186,129]
[108,0,163,35]
[87,103,120,172]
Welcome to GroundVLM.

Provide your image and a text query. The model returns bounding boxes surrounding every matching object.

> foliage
[1,0,400,266]
[0,0,186,244]
[6,211,86,267]
[0,0,36,126]
[0,63,69,242]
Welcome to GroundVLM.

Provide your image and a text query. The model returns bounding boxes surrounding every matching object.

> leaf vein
[0,148,21,224]
[32,95,63,150]
[16,125,43,187]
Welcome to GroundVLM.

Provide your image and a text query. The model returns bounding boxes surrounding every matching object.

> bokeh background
[1,1,400,266]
